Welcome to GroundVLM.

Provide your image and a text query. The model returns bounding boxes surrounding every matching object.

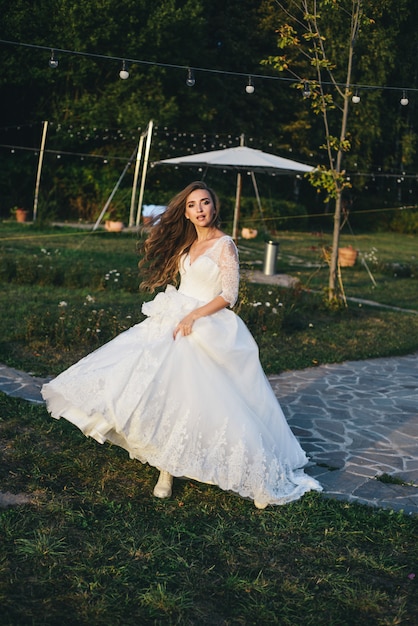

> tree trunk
[327,1,361,301]
[329,191,342,299]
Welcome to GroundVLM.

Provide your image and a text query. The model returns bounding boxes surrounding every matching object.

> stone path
[1,354,417,514]
[270,353,418,515]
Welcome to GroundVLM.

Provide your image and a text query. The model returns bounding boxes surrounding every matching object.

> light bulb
[245,77,254,94]
[186,68,195,87]
[400,91,409,106]
[119,61,129,79]
[49,50,58,68]
[302,82,310,98]
[352,91,360,104]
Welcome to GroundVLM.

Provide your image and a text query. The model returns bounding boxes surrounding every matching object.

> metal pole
[129,131,145,227]
[93,149,136,231]
[232,172,242,242]
[250,171,267,233]
[136,120,154,226]
[232,133,245,241]
[33,120,48,221]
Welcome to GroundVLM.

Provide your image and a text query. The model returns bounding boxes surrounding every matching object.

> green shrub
[0,248,141,292]
[22,296,140,351]
[220,196,308,233]
[390,209,418,234]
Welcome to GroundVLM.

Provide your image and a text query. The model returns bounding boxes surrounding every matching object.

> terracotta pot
[241,227,258,240]
[105,220,124,232]
[339,246,358,267]
[15,209,29,223]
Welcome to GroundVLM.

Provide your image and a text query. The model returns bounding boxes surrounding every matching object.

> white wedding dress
[42,235,321,507]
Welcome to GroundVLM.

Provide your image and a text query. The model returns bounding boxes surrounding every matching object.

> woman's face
[185,189,215,228]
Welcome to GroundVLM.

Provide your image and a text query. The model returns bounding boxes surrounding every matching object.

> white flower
[58,301,68,307]
[85,294,95,302]
[309,323,314,328]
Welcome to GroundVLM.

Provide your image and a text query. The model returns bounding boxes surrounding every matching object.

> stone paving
[1,352,417,514]
[270,353,418,514]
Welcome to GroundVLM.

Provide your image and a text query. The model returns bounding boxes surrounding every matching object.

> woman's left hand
[173,312,196,339]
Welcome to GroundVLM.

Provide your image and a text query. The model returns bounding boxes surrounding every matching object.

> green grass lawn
[0,222,417,625]
[1,223,418,376]
[240,230,418,310]
[1,393,417,626]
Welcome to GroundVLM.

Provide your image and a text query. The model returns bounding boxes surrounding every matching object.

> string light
[2,37,417,97]
[400,91,409,106]
[1,37,417,111]
[48,49,58,69]
[119,60,129,80]
[245,76,255,94]
[186,68,195,87]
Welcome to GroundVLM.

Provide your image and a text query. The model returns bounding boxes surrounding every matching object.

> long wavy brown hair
[139,181,221,291]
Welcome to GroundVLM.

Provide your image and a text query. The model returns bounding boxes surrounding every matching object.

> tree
[262,0,410,301]
[0,0,415,224]
[0,0,291,217]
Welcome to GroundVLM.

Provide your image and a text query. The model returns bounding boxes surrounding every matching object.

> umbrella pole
[250,172,267,233]
[232,172,242,242]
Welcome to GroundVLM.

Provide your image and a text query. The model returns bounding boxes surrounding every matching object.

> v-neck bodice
[187,235,229,266]
[178,235,239,306]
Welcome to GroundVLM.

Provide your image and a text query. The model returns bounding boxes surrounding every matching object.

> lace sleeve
[218,237,239,307]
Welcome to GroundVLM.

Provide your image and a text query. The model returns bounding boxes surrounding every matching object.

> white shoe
[254,500,268,510]
[153,470,173,498]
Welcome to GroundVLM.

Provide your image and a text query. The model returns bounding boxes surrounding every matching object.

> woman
[42,181,321,508]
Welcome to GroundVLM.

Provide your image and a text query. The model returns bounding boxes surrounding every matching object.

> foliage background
[0,0,417,230]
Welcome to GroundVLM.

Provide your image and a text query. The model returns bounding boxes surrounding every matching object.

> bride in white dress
[42,181,321,508]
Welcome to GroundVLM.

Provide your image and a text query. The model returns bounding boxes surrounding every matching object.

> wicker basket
[338,246,358,267]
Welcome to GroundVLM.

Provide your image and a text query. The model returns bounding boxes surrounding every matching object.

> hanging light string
[0,38,417,96]
[1,121,417,181]
[0,38,295,84]
[0,142,129,161]
[1,121,417,179]
[2,141,418,183]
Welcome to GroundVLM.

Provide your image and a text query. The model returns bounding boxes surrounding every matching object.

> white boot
[153,470,173,498]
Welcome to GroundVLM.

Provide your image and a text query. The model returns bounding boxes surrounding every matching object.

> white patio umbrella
[154,145,314,238]
[156,145,313,174]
